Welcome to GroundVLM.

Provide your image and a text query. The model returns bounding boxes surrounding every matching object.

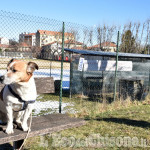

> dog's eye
[12,69,17,73]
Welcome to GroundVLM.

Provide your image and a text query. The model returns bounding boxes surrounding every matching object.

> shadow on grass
[95,117,150,128]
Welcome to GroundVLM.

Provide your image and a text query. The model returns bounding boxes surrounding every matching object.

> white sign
[78,57,85,71]
[83,60,132,71]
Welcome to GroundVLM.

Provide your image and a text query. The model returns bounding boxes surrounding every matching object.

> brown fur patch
[7,59,38,82]
[7,60,31,82]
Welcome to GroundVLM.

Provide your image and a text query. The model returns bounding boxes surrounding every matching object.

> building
[0,37,9,45]
[88,42,116,52]
[0,37,11,51]
[64,40,83,49]
[18,30,76,52]
[41,40,83,60]
[41,41,62,59]
[65,48,150,101]
[18,42,31,51]
[36,30,75,47]
[0,44,11,51]
[19,33,36,46]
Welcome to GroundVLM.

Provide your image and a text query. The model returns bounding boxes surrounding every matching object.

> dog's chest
[12,103,23,112]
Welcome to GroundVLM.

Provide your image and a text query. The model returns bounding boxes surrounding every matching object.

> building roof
[0,44,10,48]
[24,33,36,36]
[88,42,116,49]
[64,48,150,59]
[37,30,73,37]
[19,42,30,47]
[20,33,36,36]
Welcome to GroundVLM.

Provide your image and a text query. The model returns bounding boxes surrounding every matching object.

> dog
[0,58,38,134]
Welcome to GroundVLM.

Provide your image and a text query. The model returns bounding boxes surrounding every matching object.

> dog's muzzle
[0,76,4,83]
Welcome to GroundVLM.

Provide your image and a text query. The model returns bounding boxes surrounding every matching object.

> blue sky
[0,0,150,27]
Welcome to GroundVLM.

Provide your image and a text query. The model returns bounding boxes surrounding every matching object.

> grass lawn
[24,93,150,150]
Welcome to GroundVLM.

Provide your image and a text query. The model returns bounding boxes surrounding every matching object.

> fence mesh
[0,10,150,116]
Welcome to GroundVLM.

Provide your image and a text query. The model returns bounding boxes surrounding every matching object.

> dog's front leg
[21,104,33,132]
[14,111,24,129]
[5,105,14,134]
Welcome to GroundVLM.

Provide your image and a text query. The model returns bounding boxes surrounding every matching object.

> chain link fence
[0,10,150,116]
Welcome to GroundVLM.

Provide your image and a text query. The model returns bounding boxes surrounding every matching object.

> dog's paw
[22,124,29,132]
[5,128,14,134]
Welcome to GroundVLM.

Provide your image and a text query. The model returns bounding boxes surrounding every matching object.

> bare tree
[71,29,80,48]
[97,26,102,50]
[82,28,89,49]
[145,20,150,48]
[107,25,116,49]
[9,38,19,51]
[102,24,107,44]
[134,22,141,52]
[88,29,93,47]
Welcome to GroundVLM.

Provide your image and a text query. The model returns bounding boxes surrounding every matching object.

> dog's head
[0,59,38,84]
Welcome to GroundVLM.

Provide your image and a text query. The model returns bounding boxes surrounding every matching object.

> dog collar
[7,85,36,112]
[0,85,5,101]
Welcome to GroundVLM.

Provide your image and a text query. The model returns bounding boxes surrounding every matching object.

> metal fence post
[113,31,119,101]
[50,61,52,77]
[59,22,65,113]
[69,56,73,99]
[148,69,150,94]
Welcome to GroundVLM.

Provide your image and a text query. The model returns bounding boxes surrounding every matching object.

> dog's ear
[7,58,15,66]
[27,62,39,74]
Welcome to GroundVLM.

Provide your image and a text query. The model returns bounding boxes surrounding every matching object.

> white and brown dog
[0,59,38,134]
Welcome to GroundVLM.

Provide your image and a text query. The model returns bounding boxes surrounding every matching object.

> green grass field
[24,94,150,150]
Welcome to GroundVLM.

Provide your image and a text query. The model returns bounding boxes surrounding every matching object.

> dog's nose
[0,76,4,83]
